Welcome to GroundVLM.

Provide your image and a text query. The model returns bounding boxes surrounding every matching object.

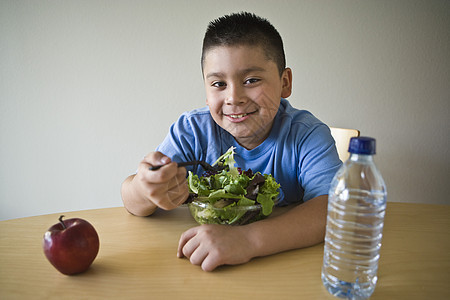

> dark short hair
[201,12,286,76]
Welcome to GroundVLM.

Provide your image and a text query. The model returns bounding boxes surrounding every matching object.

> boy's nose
[225,84,247,105]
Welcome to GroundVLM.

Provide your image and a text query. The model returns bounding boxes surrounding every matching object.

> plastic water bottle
[321,137,387,299]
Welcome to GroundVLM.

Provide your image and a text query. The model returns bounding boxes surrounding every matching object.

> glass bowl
[187,199,273,226]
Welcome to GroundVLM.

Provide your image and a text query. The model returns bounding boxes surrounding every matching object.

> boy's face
[203,45,292,150]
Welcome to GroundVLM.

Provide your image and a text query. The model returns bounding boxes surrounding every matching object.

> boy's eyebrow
[205,72,225,79]
[241,66,266,74]
[206,67,267,79]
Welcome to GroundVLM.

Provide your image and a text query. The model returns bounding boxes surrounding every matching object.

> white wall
[1,0,449,220]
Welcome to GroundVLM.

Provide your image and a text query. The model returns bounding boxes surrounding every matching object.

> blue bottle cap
[348,136,376,155]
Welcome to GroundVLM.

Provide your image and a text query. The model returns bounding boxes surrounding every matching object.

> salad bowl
[188,198,277,225]
[186,146,280,226]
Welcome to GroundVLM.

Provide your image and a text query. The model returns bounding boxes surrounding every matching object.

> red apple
[43,215,99,275]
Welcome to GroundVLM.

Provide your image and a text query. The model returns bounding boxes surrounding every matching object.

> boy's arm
[177,195,327,271]
[246,194,328,255]
[121,152,189,216]
[121,174,158,216]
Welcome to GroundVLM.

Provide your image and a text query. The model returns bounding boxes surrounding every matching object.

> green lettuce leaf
[187,146,281,225]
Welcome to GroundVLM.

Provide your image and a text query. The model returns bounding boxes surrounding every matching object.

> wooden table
[0,202,449,299]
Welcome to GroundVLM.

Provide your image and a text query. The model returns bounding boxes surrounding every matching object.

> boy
[121,12,341,271]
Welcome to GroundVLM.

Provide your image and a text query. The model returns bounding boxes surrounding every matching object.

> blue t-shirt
[156,98,342,205]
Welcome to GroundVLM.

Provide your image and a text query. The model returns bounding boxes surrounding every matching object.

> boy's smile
[203,45,292,150]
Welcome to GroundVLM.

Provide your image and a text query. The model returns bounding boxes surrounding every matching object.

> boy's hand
[177,225,255,271]
[137,152,189,210]
[122,152,189,215]
[176,196,328,271]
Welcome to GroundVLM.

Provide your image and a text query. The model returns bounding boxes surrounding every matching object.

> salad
[186,147,280,225]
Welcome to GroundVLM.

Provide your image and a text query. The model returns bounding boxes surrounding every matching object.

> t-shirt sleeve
[156,113,197,163]
[298,124,342,201]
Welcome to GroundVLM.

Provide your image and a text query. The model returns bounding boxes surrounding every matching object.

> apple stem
[58,215,67,229]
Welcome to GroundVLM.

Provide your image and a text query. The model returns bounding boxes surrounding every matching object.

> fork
[149,160,225,172]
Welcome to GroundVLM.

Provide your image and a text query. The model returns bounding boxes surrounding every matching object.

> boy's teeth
[230,113,247,118]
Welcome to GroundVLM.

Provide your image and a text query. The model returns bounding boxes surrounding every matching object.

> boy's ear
[281,68,292,98]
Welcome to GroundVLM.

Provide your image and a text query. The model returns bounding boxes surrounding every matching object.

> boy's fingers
[167,181,189,204]
[201,255,220,272]
[142,159,186,184]
[166,168,187,189]
[139,161,178,183]
[147,176,188,210]
[177,228,198,258]
[150,190,184,210]
[143,151,171,167]
[189,246,209,267]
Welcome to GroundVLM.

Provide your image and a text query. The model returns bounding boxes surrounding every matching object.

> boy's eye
[244,78,260,84]
[212,81,226,88]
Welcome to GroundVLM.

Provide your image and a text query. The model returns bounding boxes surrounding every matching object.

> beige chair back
[330,127,360,162]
